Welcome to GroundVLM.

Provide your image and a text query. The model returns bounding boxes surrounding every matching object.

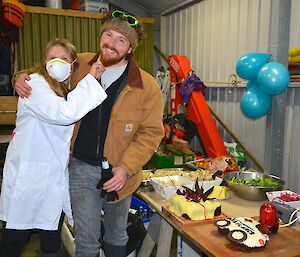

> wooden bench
[0,96,18,166]
[0,96,18,126]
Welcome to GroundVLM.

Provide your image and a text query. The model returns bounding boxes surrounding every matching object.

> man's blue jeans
[69,158,131,257]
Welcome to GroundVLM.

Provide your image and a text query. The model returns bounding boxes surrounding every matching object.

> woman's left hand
[89,59,105,79]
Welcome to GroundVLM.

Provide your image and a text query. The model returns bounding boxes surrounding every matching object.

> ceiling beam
[161,0,202,16]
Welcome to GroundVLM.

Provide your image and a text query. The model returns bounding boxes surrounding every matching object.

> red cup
[260,203,279,234]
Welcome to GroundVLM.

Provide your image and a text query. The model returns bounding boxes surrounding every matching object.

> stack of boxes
[145,139,195,169]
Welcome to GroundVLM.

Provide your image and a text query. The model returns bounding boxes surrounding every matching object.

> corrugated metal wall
[161,0,271,82]
[289,0,300,48]
[284,0,300,191]
[161,0,271,164]
[18,6,154,74]
[161,0,300,192]
[284,86,300,192]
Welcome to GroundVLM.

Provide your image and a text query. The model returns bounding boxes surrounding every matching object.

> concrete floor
[0,224,178,257]
[21,233,40,257]
[21,233,71,257]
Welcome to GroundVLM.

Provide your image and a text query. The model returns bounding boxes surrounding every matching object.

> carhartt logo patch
[125,124,133,132]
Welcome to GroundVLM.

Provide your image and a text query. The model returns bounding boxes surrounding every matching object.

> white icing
[232,231,244,240]
[217,217,269,248]
[169,195,221,220]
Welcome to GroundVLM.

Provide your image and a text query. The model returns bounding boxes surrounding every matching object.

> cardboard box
[172,138,191,153]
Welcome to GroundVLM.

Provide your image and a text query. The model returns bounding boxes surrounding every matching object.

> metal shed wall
[18,6,154,74]
[161,0,300,192]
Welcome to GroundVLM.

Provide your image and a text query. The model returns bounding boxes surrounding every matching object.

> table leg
[156,218,173,257]
[137,214,173,257]
[137,233,156,257]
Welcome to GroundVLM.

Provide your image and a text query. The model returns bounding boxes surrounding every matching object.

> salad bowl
[224,170,284,201]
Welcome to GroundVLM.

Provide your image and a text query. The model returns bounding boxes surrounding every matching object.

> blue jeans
[69,158,131,257]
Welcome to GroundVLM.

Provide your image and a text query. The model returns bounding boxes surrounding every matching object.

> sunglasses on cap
[112,10,139,27]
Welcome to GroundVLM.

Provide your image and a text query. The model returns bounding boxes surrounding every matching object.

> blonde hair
[28,38,78,97]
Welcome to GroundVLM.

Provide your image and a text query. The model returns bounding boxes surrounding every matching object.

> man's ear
[128,47,133,55]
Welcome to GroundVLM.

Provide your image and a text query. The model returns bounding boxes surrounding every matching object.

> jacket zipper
[96,101,102,166]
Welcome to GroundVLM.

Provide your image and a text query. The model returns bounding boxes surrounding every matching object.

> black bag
[100,212,147,255]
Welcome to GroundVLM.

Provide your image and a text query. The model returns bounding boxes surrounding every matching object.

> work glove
[96,168,119,202]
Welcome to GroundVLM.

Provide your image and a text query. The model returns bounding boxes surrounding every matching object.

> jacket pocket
[10,161,51,224]
[113,110,143,154]
[15,161,50,199]
[116,109,143,135]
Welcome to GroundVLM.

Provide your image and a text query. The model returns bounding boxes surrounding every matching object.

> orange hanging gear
[2,0,25,28]
[168,55,228,157]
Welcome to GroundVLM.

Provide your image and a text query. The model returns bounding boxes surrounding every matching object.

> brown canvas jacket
[70,53,164,202]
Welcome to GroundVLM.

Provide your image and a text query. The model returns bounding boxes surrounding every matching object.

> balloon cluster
[236,53,290,119]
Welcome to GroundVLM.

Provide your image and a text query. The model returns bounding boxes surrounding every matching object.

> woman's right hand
[14,72,32,98]
[89,61,105,80]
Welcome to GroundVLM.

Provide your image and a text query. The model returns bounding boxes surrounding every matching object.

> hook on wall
[227,74,242,94]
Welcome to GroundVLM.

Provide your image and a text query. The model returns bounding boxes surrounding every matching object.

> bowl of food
[224,170,284,201]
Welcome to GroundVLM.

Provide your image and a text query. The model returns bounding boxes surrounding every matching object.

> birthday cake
[215,217,269,249]
[168,179,222,221]
[169,195,221,220]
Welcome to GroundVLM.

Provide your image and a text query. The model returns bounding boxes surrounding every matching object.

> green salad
[230,177,282,188]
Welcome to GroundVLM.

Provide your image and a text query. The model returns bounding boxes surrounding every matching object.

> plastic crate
[144,151,194,169]
[131,196,152,223]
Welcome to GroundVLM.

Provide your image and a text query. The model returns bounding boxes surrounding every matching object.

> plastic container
[266,190,300,209]
[46,0,62,9]
[130,196,152,223]
[81,1,109,12]
[150,175,194,200]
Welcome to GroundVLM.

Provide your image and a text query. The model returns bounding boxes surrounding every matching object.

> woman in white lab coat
[0,39,107,257]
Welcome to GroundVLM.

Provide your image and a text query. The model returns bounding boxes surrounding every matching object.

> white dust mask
[46,58,72,82]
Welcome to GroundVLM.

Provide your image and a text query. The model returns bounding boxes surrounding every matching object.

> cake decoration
[168,178,222,220]
[215,217,269,249]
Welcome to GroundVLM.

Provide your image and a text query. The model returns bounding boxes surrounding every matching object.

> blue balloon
[246,80,257,90]
[240,86,272,119]
[257,62,290,95]
[236,53,272,80]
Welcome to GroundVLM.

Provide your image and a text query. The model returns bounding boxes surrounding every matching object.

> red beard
[100,44,127,67]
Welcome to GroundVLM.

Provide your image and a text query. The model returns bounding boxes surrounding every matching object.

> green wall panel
[18,7,154,74]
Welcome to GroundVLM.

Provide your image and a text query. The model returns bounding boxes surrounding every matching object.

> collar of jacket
[88,53,143,89]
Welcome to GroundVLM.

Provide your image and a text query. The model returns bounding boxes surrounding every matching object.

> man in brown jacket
[14,10,164,257]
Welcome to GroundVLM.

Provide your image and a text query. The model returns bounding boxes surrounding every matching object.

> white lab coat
[0,73,107,230]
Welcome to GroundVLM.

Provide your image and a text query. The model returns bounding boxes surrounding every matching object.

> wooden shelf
[25,5,154,23]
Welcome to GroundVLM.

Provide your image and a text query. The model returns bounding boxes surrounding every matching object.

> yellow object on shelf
[289,55,300,63]
[288,45,300,57]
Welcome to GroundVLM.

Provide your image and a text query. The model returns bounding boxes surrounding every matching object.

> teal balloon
[257,62,290,95]
[240,86,272,119]
[246,80,257,90]
[236,53,272,80]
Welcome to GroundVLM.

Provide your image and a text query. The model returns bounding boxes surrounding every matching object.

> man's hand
[14,72,31,98]
[103,166,128,192]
